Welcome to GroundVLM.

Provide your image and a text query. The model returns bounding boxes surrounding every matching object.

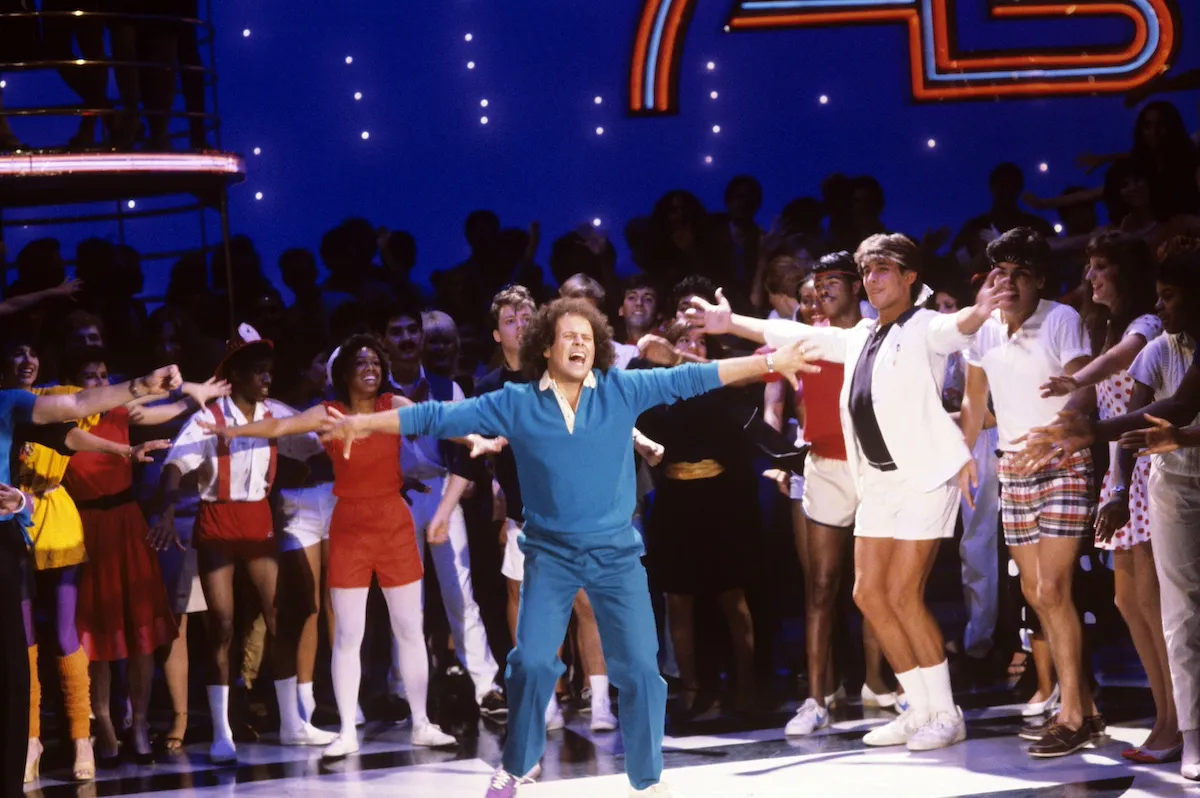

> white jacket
[765,309,972,495]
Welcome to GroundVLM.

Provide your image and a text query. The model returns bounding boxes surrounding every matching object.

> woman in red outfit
[199,335,462,757]
[61,347,229,764]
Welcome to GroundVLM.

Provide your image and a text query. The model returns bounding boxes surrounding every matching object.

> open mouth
[17,367,36,381]
[568,352,587,364]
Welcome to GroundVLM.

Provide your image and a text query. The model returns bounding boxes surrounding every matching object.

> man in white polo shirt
[959,227,1101,758]
[690,233,1003,752]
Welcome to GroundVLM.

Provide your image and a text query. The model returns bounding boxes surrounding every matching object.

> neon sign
[630,0,1180,114]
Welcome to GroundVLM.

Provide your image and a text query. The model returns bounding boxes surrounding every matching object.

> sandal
[156,712,188,754]
[73,738,96,782]
[1006,652,1029,688]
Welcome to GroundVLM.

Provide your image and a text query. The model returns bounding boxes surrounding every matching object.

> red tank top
[323,394,403,500]
[800,361,847,460]
[63,408,133,500]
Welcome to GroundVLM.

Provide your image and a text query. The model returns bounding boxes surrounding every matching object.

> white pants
[1148,467,1200,732]
[405,473,499,703]
[959,429,1000,658]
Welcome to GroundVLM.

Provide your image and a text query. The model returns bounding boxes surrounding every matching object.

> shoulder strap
[209,401,232,502]
[264,405,277,491]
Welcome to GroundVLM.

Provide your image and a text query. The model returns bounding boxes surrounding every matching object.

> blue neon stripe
[920,0,1161,82]
[644,0,675,110]
[742,0,913,8]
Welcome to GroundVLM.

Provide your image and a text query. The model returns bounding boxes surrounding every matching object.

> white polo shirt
[964,300,1092,452]
[1129,331,1200,477]
[165,397,323,502]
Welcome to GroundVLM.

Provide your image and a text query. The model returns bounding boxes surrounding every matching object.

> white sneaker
[545,703,565,732]
[282,721,339,746]
[906,707,967,751]
[784,698,829,737]
[209,737,237,764]
[591,704,618,732]
[896,693,910,713]
[824,684,847,708]
[1022,684,1060,717]
[862,708,928,747]
[322,733,359,759]
[412,721,457,748]
[860,683,898,709]
[630,782,683,796]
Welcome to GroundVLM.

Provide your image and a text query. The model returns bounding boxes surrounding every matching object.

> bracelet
[765,353,776,374]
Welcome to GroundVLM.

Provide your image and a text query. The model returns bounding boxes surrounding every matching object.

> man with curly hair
[323,297,816,798]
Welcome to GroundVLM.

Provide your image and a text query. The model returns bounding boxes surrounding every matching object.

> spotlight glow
[127,200,136,209]
[1039,162,1049,172]
[253,147,261,155]
[592,218,602,228]
[819,94,828,104]
[242,29,250,37]
[706,61,715,71]
[345,56,353,64]
[354,92,362,101]
[704,155,713,164]
[710,91,718,99]
[480,99,489,108]
[480,116,489,125]
[0,80,6,88]
[594,96,603,105]
[927,138,937,148]
[596,126,604,135]
[465,33,473,42]
[1054,223,1064,234]
[712,125,721,134]
[361,131,370,139]
[255,192,263,200]
[467,61,476,70]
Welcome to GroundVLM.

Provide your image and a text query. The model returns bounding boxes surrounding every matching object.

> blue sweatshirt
[399,362,723,548]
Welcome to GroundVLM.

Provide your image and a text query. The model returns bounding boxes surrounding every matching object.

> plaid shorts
[997,449,1094,546]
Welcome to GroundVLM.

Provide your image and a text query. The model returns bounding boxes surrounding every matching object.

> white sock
[919,660,956,715]
[206,684,234,743]
[893,668,929,715]
[275,677,303,735]
[589,675,610,712]
[298,681,316,724]
[546,693,560,723]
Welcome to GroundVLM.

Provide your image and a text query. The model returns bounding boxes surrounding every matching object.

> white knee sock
[382,582,430,727]
[298,682,316,723]
[330,588,370,739]
[206,685,234,744]
[589,675,610,712]
[893,668,929,715]
[919,660,956,715]
[275,677,304,736]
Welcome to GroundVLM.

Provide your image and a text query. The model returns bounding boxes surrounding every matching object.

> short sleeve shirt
[1129,332,1198,477]
[965,300,1092,451]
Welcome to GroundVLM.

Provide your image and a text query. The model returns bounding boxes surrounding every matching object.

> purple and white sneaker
[485,766,539,797]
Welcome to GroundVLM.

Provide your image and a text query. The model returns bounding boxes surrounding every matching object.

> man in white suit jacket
[689,233,1004,752]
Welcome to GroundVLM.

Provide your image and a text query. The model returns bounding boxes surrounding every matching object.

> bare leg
[1114,547,1174,744]
[1131,543,1180,749]
[89,662,118,759]
[800,518,848,704]
[853,538,919,674]
[863,621,889,696]
[717,589,755,709]
[199,561,236,685]
[162,613,190,749]
[666,594,697,709]
[884,540,944,668]
[128,653,154,757]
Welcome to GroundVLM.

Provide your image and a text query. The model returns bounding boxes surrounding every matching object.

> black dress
[638,385,760,597]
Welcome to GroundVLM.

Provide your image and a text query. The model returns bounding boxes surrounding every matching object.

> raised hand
[195,418,235,443]
[1119,414,1181,456]
[637,334,681,366]
[771,339,821,389]
[1039,374,1080,398]
[183,377,231,406]
[139,365,183,395]
[131,439,171,463]
[972,268,1010,319]
[53,278,84,298]
[684,287,733,335]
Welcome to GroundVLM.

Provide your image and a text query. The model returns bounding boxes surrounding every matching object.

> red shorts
[328,494,422,589]
[195,500,277,563]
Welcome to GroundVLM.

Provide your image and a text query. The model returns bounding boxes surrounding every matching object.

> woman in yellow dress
[2,339,167,783]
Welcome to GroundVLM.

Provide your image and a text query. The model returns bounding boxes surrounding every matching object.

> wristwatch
[765,353,776,374]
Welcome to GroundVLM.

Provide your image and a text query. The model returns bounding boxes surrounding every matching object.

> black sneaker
[480,688,508,720]
[1028,722,1093,758]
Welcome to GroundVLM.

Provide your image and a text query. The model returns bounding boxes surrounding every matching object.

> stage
[22,687,1194,798]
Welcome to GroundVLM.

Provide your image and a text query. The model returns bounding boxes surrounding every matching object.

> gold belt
[664,459,725,481]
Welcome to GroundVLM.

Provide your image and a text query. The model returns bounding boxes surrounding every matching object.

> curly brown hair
[519,298,615,380]
[329,334,391,403]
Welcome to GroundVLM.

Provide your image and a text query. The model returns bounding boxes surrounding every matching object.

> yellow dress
[21,386,100,571]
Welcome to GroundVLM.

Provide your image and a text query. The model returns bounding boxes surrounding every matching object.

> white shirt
[764,309,973,494]
[613,342,639,370]
[965,300,1092,451]
[394,365,467,480]
[165,397,323,502]
[539,370,597,434]
[1129,331,1200,477]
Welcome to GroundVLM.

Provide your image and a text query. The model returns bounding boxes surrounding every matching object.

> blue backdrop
[2,1,1195,299]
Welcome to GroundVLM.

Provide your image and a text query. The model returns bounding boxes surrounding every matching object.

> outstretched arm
[129,379,231,427]
[0,279,82,316]
[200,404,330,441]
[323,392,512,458]
[686,287,848,361]
[32,365,182,424]
[64,428,171,463]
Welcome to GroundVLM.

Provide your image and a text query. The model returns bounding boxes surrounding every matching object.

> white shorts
[500,518,525,582]
[277,483,336,553]
[854,465,960,541]
[801,453,857,528]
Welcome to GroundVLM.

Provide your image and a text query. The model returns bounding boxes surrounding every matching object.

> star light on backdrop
[704,155,713,164]
[706,61,715,71]
[481,116,489,125]
[1054,223,1064,233]
[345,56,353,64]
[596,126,604,135]
[361,131,370,139]
[710,91,718,99]
[127,200,135,209]
[242,29,250,37]
[592,218,602,227]
[1039,162,1049,172]
[480,99,489,108]
[255,192,263,200]
[253,147,261,155]
[354,92,362,101]
[927,138,937,148]
[712,125,721,134]
[819,94,828,104]
[467,61,476,70]
[464,33,473,41]
[0,80,6,88]
[594,96,603,105]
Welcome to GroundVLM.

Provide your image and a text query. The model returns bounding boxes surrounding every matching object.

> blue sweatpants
[502,533,665,789]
